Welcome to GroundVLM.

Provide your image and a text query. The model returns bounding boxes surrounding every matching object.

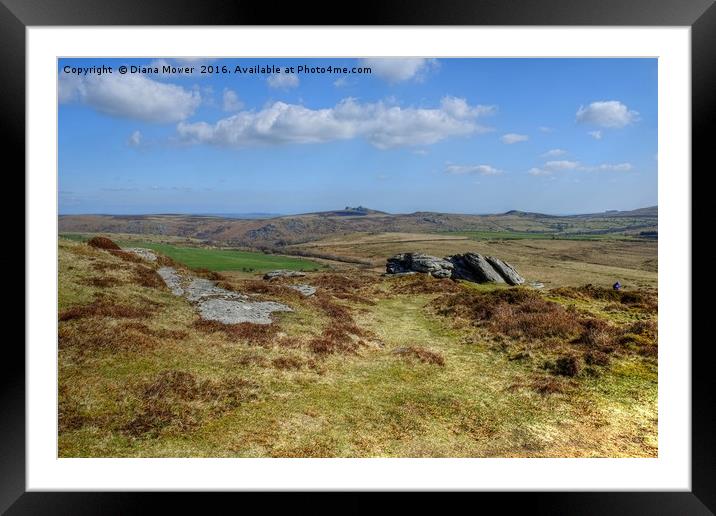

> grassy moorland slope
[58,238,657,457]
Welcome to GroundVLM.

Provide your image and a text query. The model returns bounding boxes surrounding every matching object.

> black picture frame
[5,0,713,513]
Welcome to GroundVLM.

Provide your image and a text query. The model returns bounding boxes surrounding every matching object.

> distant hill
[59,206,658,247]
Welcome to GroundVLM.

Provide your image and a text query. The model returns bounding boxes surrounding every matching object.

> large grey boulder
[450,253,505,283]
[386,253,453,278]
[384,251,525,286]
[485,256,525,286]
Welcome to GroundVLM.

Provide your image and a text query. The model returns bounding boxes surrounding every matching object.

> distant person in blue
[613,281,622,290]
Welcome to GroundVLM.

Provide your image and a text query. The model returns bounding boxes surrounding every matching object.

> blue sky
[58,58,657,215]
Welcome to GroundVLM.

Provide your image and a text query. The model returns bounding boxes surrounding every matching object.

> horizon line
[57,205,658,219]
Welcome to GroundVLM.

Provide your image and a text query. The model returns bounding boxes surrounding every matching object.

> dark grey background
[4,0,713,513]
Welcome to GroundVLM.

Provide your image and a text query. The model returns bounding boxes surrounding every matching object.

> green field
[58,234,323,272]
[121,242,323,272]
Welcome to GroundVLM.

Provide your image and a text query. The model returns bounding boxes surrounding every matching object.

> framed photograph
[8,0,713,511]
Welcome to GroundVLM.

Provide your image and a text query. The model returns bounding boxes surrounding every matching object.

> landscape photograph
[58,57,658,458]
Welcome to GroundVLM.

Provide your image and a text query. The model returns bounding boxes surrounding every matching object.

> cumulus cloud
[267,73,300,89]
[127,130,142,147]
[541,148,567,158]
[358,58,438,83]
[528,160,632,176]
[333,77,348,88]
[576,100,639,128]
[592,162,633,172]
[59,73,201,123]
[544,160,580,171]
[176,96,494,150]
[444,163,502,176]
[528,167,553,176]
[222,88,243,112]
[501,133,529,144]
[588,130,603,140]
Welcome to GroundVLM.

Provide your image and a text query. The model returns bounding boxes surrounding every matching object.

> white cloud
[267,73,300,89]
[59,73,201,123]
[541,148,567,158]
[222,88,243,112]
[576,100,639,128]
[333,77,350,88]
[127,130,142,147]
[588,130,603,140]
[440,96,496,118]
[501,133,529,144]
[528,167,553,176]
[544,160,580,171]
[177,96,494,150]
[529,161,633,176]
[358,58,438,83]
[445,163,502,176]
[538,126,553,133]
[592,162,633,172]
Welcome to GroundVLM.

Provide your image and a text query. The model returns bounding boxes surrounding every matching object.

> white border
[27,27,691,491]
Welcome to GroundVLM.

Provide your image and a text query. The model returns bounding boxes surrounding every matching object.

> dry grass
[109,249,145,263]
[433,288,581,339]
[193,319,279,346]
[308,273,378,304]
[271,355,304,370]
[393,345,445,366]
[306,295,372,355]
[59,319,159,353]
[87,236,121,250]
[82,276,123,288]
[132,264,165,288]
[432,286,657,376]
[123,370,258,438]
[59,297,156,321]
[388,274,462,295]
[551,284,657,313]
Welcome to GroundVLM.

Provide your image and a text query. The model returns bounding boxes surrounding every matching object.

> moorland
[58,206,658,457]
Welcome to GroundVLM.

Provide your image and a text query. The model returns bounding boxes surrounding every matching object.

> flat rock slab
[185,278,248,303]
[124,247,158,262]
[158,267,185,296]
[158,266,292,324]
[289,284,317,297]
[198,298,293,325]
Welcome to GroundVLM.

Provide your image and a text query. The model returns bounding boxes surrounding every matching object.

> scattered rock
[159,266,292,324]
[530,282,545,289]
[263,270,307,280]
[124,247,158,262]
[288,284,317,297]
